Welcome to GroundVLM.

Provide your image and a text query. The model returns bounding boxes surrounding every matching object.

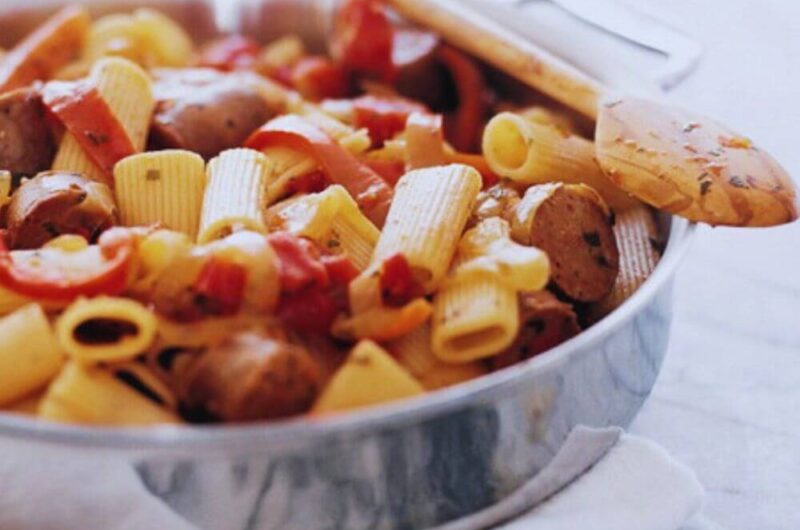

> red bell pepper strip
[0,227,134,300]
[197,34,260,71]
[360,157,406,188]
[331,0,395,81]
[437,45,488,153]
[192,256,247,317]
[290,56,352,101]
[352,95,428,146]
[42,80,136,180]
[246,115,393,227]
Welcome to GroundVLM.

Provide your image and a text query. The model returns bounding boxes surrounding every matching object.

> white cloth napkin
[0,431,705,530]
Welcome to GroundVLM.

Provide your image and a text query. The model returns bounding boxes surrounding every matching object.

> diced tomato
[352,95,428,146]
[437,45,489,153]
[197,35,260,71]
[331,0,394,81]
[246,115,393,226]
[0,227,134,300]
[270,64,295,87]
[41,80,135,181]
[290,56,352,101]
[321,254,360,285]
[380,253,424,307]
[360,157,406,187]
[278,287,339,335]
[267,232,328,293]
[192,256,247,317]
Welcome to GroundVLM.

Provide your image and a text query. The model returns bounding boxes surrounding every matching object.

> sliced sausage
[490,290,580,370]
[0,88,56,178]
[511,183,619,302]
[5,171,117,249]
[149,68,278,160]
[175,332,321,422]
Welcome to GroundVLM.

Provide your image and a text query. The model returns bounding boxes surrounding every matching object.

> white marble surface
[618,2,800,529]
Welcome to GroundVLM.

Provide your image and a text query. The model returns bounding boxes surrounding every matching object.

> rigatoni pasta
[55,296,158,363]
[371,164,482,293]
[198,148,273,243]
[114,149,206,237]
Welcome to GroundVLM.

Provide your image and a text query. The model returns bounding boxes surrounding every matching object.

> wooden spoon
[387,0,798,227]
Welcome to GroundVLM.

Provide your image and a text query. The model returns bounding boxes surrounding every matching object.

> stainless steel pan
[0,2,696,528]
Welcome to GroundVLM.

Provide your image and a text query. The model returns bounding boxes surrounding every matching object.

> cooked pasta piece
[387,323,486,390]
[3,391,44,416]
[130,228,194,294]
[371,164,482,293]
[0,285,33,316]
[590,205,661,319]
[0,304,64,406]
[198,148,273,243]
[312,340,424,414]
[266,185,380,270]
[111,361,178,410]
[482,112,636,210]
[516,105,579,137]
[432,218,550,363]
[55,296,158,363]
[114,150,206,237]
[38,362,180,425]
[52,57,155,184]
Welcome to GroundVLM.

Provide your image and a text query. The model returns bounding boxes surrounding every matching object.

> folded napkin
[0,430,705,530]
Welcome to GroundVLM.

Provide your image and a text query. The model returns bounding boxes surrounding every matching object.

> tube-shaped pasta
[262,146,319,205]
[312,340,425,414]
[38,362,180,425]
[267,185,380,270]
[114,149,206,237]
[52,57,155,184]
[432,218,550,363]
[590,205,661,319]
[198,148,273,244]
[55,296,157,363]
[371,164,482,293]
[387,323,486,390]
[482,112,636,210]
[0,304,64,406]
[289,98,372,154]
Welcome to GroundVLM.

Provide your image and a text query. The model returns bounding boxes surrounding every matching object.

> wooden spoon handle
[387,0,608,119]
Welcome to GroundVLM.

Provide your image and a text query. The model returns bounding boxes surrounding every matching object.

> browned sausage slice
[175,333,321,422]
[0,88,56,178]
[511,183,619,302]
[490,290,580,370]
[149,69,277,160]
[392,29,447,109]
[5,171,117,249]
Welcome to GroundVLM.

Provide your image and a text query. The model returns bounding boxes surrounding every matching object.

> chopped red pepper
[0,227,134,301]
[197,34,260,71]
[272,236,359,334]
[41,80,136,181]
[352,95,428,146]
[290,56,352,101]
[192,256,247,317]
[267,232,328,293]
[245,115,393,227]
[331,0,394,81]
[380,253,424,307]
